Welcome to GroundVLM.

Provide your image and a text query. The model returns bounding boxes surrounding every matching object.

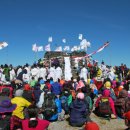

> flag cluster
[32,34,91,52]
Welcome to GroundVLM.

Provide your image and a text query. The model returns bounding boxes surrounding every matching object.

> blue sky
[0,0,130,67]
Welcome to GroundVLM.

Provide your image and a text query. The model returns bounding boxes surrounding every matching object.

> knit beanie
[15,89,23,97]
[77,92,84,99]
[85,122,99,130]
[104,81,111,89]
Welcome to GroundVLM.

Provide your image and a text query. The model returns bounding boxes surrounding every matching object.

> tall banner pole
[34,51,38,64]
[6,45,9,64]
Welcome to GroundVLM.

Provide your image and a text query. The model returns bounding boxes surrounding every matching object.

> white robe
[80,67,88,81]
[17,68,22,76]
[55,67,62,80]
[39,67,47,81]
[48,67,56,80]
[31,67,39,81]
[10,69,16,81]
[23,73,30,83]
[64,57,72,81]
[108,71,115,81]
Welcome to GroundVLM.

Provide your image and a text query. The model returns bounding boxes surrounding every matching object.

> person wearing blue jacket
[49,97,62,121]
[33,84,42,104]
[51,79,62,96]
[69,92,89,127]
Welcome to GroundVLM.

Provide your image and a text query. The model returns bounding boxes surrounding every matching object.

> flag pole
[108,41,111,66]
[34,51,38,64]
[6,45,9,64]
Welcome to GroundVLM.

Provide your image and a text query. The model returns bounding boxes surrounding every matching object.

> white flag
[80,39,87,49]
[55,46,62,52]
[64,46,70,51]
[62,38,66,43]
[37,46,43,52]
[73,46,78,51]
[48,36,52,42]
[71,48,74,52]
[0,42,8,50]
[80,45,85,50]
[80,39,87,46]
[32,44,38,52]
[78,34,83,40]
[45,44,51,51]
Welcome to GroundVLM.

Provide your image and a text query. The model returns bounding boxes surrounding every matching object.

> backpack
[60,95,69,114]
[0,115,11,130]
[125,97,130,112]
[115,97,125,118]
[0,120,10,130]
[98,97,111,116]
[42,93,57,120]
[0,86,13,98]
[114,97,130,118]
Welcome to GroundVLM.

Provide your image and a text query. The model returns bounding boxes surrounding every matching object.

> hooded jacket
[96,89,116,115]
[69,99,88,126]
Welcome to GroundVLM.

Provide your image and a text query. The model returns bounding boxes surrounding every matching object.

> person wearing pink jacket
[95,89,116,119]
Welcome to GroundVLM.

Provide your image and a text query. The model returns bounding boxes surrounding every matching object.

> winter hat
[85,122,100,130]
[0,99,17,113]
[118,85,124,92]
[119,89,128,98]
[15,89,23,97]
[77,92,84,99]
[104,81,111,89]
[24,84,31,90]
[39,79,44,85]
[121,82,125,86]
[124,111,130,121]
[103,89,110,97]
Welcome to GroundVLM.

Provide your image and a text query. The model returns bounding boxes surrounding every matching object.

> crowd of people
[0,59,130,130]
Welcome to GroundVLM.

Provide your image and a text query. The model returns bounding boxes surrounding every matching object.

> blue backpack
[60,95,69,114]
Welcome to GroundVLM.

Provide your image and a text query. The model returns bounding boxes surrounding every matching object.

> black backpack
[98,97,111,116]
[0,116,10,130]
[115,97,130,118]
[42,93,57,120]
[125,97,130,112]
